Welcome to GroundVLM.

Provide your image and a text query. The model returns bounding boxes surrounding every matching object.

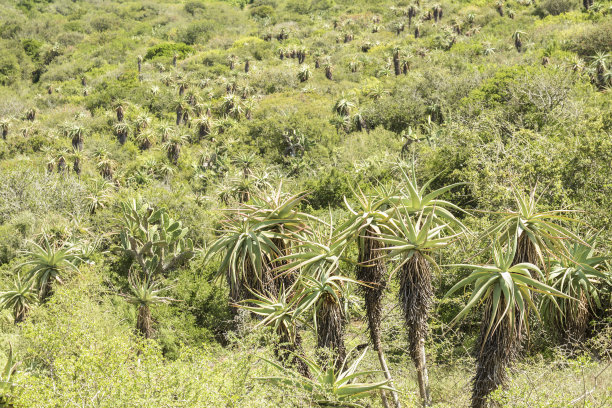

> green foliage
[286,0,335,14]
[177,21,216,45]
[16,0,53,13]
[535,0,577,17]
[570,19,612,56]
[462,65,529,110]
[250,5,275,19]
[0,0,609,406]
[259,347,393,407]
[144,43,194,61]
[303,168,352,210]
[0,343,18,407]
[21,39,43,61]
[184,1,207,16]
[11,274,285,407]
[0,51,19,86]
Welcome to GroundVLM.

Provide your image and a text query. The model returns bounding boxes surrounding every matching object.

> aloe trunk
[277,331,310,378]
[472,301,521,408]
[400,252,432,406]
[137,304,153,338]
[513,233,538,277]
[73,157,81,176]
[317,297,346,369]
[14,307,27,324]
[393,52,401,76]
[357,228,400,407]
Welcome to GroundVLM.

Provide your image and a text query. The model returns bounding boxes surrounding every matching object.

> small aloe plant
[259,347,394,408]
[0,343,19,407]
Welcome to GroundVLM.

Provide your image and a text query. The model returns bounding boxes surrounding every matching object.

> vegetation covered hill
[0,0,611,407]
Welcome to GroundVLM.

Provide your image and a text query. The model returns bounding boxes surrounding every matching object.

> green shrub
[177,21,215,45]
[303,167,352,209]
[184,1,207,15]
[535,0,576,17]
[16,0,53,13]
[250,5,275,19]
[461,65,529,111]
[363,93,427,134]
[21,39,43,61]
[286,0,334,14]
[569,19,612,56]
[144,42,194,61]
[90,15,119,32]
[0,51,19,85]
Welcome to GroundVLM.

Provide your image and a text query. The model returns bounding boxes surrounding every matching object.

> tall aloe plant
[241,288,310,376]
[381,165,468,406]
[207,216,283,303]
[379,209,462,407]
[206,189,310,304]
[445,236,570,408]
[336,187,401,408]
[0,343,19,407]
[276,226,352,367]
[124,273,174,338]
[484,187,582,273]
[389,164,469,233]
[247,187,313,289]
[541,234,609,343]
[0,274,37,324]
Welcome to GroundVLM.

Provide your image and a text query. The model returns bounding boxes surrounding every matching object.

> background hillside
[0,0,611,407]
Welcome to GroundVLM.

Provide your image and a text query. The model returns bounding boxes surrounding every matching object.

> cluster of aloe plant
[205,166,609,408]
[0,173,607,408]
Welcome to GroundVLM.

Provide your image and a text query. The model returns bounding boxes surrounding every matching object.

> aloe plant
[0,274,37,324]
[259,347,394,408]
[19,238,80,302]
[389,163,469,233]
[541,234,609,343]
[0,344,19,407]
[297,65,312,82]
[335,187,401,408]
[124,273,174,338]
[206,213,288,303]
[378,209,462,406]
[445,236,571,408]
[241,289,310,376]
[483,187,582,273]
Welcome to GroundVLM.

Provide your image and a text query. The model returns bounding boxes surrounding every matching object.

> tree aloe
[19,238,79,302]
[124,273,174,338]
[445,237,571,408]
[242,289,310,376]
[483,187,582,273]
[0,274,37,324]
[379,209,462,406]
[276,227,351,367]
[336,188,401,407]
[541,234,609,343]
